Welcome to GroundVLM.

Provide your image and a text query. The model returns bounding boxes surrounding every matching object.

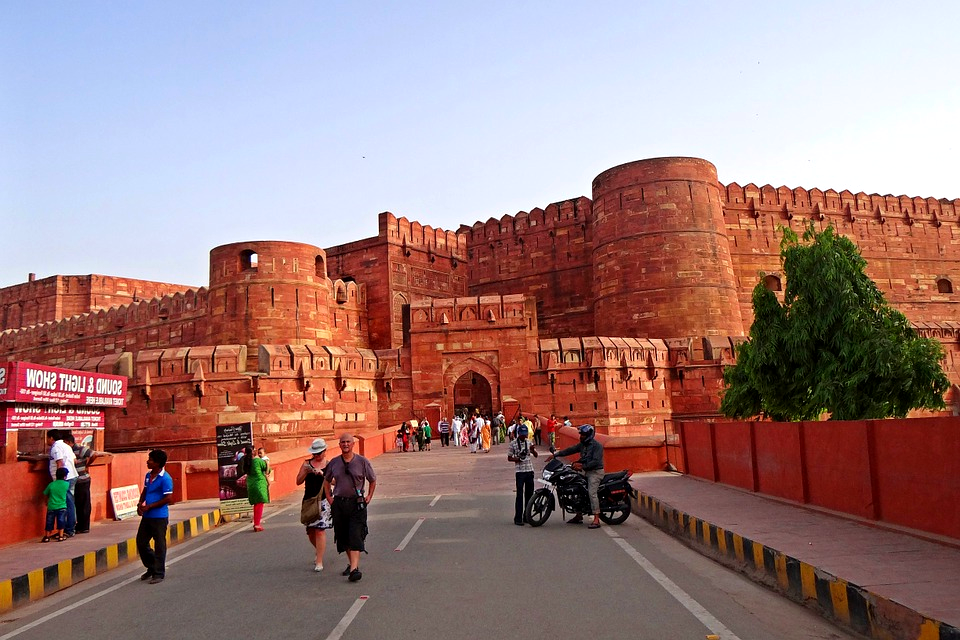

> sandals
[588,522,601,529]
[41,536,51,543]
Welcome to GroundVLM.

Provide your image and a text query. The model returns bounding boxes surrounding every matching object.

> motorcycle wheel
[599,496,632,525]
[524,490,553,527]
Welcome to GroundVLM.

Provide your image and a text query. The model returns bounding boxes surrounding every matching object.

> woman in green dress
[240,445,270,531]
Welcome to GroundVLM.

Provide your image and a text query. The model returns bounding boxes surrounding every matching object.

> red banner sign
[0,361,127,407]
[1,404,105,430]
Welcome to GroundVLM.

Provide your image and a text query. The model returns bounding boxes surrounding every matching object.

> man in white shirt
[451,415,463,447]
[47,429,79,537]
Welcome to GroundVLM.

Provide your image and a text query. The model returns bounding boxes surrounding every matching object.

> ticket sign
[1,404,105,430]
[0,361,127,407]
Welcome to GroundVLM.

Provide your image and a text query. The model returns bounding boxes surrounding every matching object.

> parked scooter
[523,455,635,526]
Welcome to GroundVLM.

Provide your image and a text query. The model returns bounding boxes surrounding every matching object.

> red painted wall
[679,417,960,540]
[713,422,756,491]
[753,422,804,503]
[872,417,960,536]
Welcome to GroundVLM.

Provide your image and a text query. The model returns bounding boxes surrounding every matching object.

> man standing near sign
[136,449,174,584]
[323,434,376,583]
[46,430,78,538]
[63,433,99,534]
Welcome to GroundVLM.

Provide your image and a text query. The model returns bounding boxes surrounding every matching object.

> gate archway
[453,371,492,417]
[442,357,500,419]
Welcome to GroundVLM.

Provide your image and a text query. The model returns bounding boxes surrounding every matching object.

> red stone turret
[591,157,744,338]
[206,242,333,356]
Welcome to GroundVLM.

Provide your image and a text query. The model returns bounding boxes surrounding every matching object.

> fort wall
[461,198,595,338]
[0,274,194,332]
[2,155,959,459]
[102,342,408,460]
[327,212,469,350]
[206,241,336,365]
[407,294,538,419]
[591,158,744,338]
[0,287,209,366]
[720,183,960,328]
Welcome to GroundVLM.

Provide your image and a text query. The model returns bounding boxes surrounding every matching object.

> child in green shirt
[42,467,69,542]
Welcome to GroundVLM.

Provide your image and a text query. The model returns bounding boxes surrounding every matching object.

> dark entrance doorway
[453,371,492,417]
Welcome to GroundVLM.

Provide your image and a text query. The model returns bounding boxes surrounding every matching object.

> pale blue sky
[2,1,958,288]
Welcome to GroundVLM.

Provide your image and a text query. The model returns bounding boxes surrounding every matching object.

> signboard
[216,423,254,516]
[1,404,104,430]
[0,361,127,407]
[109,484,141,520]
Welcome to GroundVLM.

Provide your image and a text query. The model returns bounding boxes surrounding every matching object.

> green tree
[720,223,950,421]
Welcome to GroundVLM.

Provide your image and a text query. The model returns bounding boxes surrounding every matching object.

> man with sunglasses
[323,433,377,582]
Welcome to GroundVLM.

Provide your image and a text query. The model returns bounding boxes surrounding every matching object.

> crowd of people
[395,411,573,454]
[39,408,591,586]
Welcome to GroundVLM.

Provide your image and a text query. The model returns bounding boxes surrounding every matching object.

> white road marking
[324,596,369,640]
[394,517,426,551]
[604,528,743,640]
[429,494,442,507]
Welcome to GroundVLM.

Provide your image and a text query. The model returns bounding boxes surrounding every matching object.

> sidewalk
[632,473,960,640]
[0,498,221,614]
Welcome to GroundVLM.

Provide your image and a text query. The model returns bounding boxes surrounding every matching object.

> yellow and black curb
[0,509,221,614]
[634,493,959,640]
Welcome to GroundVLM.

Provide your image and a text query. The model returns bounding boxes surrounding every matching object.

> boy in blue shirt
[136,449,174,584]
[42,467,69,542]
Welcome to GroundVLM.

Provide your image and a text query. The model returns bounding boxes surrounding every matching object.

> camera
[517,441,529,461]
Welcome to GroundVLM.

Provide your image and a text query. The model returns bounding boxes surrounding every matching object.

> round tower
[206,241,333,350]
[591,157,744,338]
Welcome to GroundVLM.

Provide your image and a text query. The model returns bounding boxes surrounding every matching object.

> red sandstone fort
[2,156,959,460]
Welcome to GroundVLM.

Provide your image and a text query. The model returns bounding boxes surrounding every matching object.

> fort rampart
[1,156,958,461]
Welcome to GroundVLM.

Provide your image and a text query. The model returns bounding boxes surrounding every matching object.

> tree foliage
[720,223,950,421]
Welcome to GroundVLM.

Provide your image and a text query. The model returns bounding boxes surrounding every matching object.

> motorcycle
[523,456,636,527]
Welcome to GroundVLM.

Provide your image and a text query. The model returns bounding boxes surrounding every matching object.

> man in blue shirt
[136,449,174,584]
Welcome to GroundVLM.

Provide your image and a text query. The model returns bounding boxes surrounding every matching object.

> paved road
[1,446,855,640]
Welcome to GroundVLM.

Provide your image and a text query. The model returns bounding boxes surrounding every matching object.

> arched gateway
[443,357,500,418]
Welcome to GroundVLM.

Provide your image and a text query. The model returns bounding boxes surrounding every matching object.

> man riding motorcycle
[548,424,604,529]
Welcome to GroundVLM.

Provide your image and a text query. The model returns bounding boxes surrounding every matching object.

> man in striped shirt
[507,425,538,526]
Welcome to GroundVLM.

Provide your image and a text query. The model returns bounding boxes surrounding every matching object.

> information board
[216,423,254,516]
[109,484,141,520]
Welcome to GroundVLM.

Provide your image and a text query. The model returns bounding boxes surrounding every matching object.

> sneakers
[149,576,164,584]
[314,564,324,572]
[342,566,352,576]
[567,516,583,525]
[140,571,154,581]
[348,569,362,582]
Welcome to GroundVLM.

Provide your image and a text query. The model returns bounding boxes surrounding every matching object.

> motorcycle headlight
[541,468,552,481]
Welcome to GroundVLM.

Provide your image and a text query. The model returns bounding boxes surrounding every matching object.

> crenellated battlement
[408,294,530,329]
[721,181,960,226]
[459,197,593,242]
[0,287,209,358]
[379,211,468,256]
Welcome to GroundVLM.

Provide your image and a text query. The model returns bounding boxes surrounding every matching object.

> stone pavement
[632,473,960,640]
[0,498,222,613]
[1,449,958,640]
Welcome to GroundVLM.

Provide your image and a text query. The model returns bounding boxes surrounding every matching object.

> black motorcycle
[523,457,635,526]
